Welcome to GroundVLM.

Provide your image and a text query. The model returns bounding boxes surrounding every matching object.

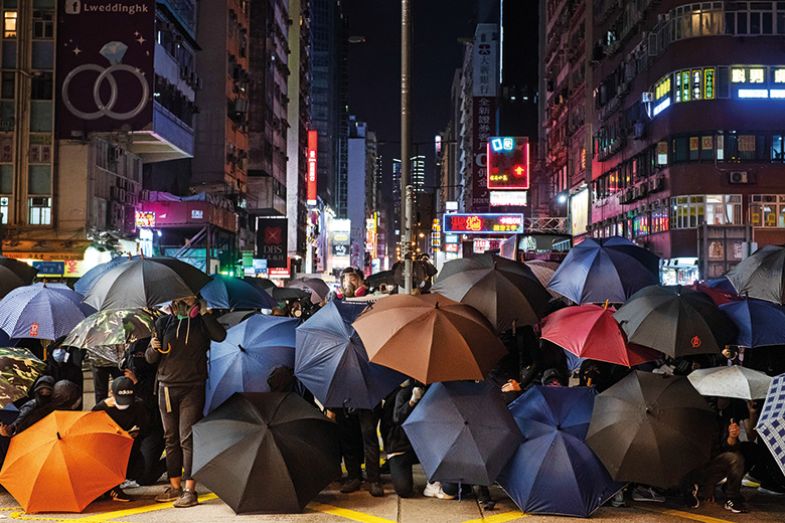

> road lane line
[309,502,397,523]
[462,510,527,523]
[69,493,218,522]
[638,506,735,523]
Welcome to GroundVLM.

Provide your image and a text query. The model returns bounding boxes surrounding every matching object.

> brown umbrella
[524,260,560,297]
[352,294,506,384]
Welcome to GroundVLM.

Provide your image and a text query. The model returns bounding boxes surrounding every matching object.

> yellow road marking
[71,493,218,522]
[637,506,735,523]
[462,510,527,523]
[309,502,396,523]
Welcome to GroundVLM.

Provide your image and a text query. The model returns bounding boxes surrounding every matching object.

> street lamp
[400,0,413,294]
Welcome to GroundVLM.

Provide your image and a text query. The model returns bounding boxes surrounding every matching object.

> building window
[692,70,702,100]
[655,76,671,100]
[0,196,8,224]
[706,194,742,225]
[739,134,757,160]
[656,141,668,165]
[717,134,725,160]
[27,196,51,225]
[772,134,785,161]
[774,68,785,83]
[32,9,54,39]
[3,11,16,39]
[28,164,50,194]
[750,195,785,228]
[672,195,741,229]
[30,72,52,99]
[704,68,715,99]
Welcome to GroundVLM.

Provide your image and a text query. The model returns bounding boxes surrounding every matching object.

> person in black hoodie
[385,381,424,498]
[145,296,226,508]
[0,378,81,437]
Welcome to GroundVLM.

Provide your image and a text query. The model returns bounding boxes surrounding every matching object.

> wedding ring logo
[62,62,149,121]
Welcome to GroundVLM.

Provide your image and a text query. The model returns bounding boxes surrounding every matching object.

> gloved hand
[411,386,424,404]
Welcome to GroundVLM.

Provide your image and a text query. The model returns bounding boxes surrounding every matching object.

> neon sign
[306,130,318,206]
[487,136,530,190]
[442,213,524,234]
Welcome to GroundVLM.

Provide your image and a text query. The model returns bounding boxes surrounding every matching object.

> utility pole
[401,0,413,294]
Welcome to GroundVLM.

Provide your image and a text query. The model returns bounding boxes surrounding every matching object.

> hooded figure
[0,377,81,436]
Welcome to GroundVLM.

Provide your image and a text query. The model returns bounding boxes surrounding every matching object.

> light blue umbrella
[204,314,299,414]
[74,256,138,296]
[201,275,277,310]
[0,283,94,340]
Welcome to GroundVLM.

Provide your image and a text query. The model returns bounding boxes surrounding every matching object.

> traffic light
[487,136,530,190]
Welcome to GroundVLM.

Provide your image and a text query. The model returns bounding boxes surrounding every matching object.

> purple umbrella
[0,283,94,340]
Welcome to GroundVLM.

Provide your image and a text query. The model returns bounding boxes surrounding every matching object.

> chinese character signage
[443,213,524,235]
[471,97,495,211]
[306,130,318,206]
[472,24,499,97]
[487,136,529,190]
[256,217,288,268]
[135,210,155,228]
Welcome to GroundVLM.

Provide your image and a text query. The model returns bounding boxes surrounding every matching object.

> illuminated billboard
[306,130,318,206]
[442,213,524,235]
[487,136,529,190]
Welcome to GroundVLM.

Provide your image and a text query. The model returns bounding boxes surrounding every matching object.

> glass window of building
[680,71,691,101]
[704,68,715,98]
[772,134,785,161]
[2,10,16,38]
[774,68,785,83]
[749,195,785,227]
[739,134,757,160]
[32,9,53,39]
[717,134,725,160]
[692,70,702,100]
[27,196,50,225]
[657,141,668,165]
[0,196,8,224]
[0,71,12,99]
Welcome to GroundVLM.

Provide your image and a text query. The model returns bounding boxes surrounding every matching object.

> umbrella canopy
[0,283,94,340]
[498,387,622,517]
[288,278,331,305]
[692,281,738,306]
[243,277,277,295]
[547,237,660,304]
[217,310,256,329]
[688,366,772,400]
[541,304,661,367]
[0,410,133,513]
[205,314,299,414]
[74,255,138,296]
[726,245,785,304]
[201,275,277,310]
[432,254,551,331]
[586,371,716,488]
[64,308,157,351]
[192,392,340,514]
[0,347,44,408]
[614,285,737,358]
[719,299,785,348]
[403,381,522,485]
[353,294,507,384]
[365,270,395,290]
[272,287,311,302]
[0,257,37,300]
[295,300,403,409]
[524,260,560,297]
[756,374,785,478]
[84,256,210,310]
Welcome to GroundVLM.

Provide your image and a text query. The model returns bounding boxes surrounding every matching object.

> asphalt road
[1,480,784,523]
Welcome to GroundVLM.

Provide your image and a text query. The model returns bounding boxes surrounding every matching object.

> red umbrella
[541,304,660,367]
[692,282,738,306]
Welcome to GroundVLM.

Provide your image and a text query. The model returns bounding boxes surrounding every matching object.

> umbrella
[200,275,277,310]
[498,387,622,517]
[204,314,299,414]
[614,285,737,358]
[0,257,37,300]
[0,347,44,407]
[217,310,256,329]
[541,304,661,367]
[756,374,785,477]
[353,294,507,384]
[726,245,785,304]
[243,277,277,295]
[432,254,551,331]
[0,410,133,513]
[692,280,738,306]
[392,259,429,287]
[402,381,522,485]
[586,371,717,488]
[719,299,785,348]
[84,256,210,310]
[524,260,560,297]
[272,287,311,302]
[74,255,138,296]
[288,278,330,305]
[192,392,340,514]
[365,270,395,289]
[0,283,94,340]
[64,308,158,352]
[295,300,404,409]
[547,236,660,304]
[688,366,772,400]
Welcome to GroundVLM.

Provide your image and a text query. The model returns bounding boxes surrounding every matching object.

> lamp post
[400,0,413,294]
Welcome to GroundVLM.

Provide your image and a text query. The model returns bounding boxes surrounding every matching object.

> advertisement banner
[487,137,529,190]
[472,24,499,97]
[306,130,318,206]
[256,217,288,268]
[56,0,155,138]
[471,97,495,212]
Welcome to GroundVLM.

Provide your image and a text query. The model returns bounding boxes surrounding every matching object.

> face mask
[36,390,52,403]
[115,403,130,411]
[52,348,68,363]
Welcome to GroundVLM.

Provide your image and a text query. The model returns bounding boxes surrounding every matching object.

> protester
[45,339,84,402]
[146,296,226,508]
[334,404,385,497]
[335,268,368,299]
[385,381,423,498]
[0,378,81,437]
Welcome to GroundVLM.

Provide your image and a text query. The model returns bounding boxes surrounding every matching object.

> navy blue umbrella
[0,284,94,340]
[720,298,785,348]
[497,386,622,517]
[402,381,522,486]
[548,237,659,304]
[204,314,299,414]
[295,300,403,409]
[201,275,277,310]
[74,256,137,296]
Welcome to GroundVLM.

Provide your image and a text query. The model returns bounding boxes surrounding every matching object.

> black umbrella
[84,257,211,310]
[0,257,37,300]
[192,392,340,514]
[272,287,310,302]
[726,244,785,304]
[365,270,395,290]
[243,277,277,295]
[614,285,737,358]
[432,254,550,331]
[586,371,717,489]
[216,310,256,329]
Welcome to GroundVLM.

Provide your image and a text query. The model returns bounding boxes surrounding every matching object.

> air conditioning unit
[729,171,749,184]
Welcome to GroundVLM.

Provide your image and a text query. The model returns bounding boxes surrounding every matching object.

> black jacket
[145,313,226,386]
[385,386,418,457]
[93,398,150,435]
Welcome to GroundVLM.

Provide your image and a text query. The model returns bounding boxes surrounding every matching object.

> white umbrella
[688,366,772,400]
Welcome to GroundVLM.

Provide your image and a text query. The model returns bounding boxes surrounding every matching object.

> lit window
[28,197,51,225]
[774,68,785,83]
[655,76,671,100]
[731,68,747,83]
[692,70,702,101]
[716,135,724,161]
[749,68,765,83]
[704,68,715,99]
[657,141,668,165]
[3,11,16,39]
[681,71,690,102]
[0,196,7,224]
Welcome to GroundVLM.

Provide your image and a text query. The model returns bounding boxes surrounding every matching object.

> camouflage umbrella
[64,309,158,364]
[0,347,44,408]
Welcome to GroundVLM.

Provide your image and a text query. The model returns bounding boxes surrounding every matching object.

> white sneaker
[423,482,456,500]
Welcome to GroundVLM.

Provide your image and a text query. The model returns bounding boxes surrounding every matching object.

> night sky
[343,0,479,187]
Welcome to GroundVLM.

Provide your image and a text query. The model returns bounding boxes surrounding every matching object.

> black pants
[388,453,417,497]
[93,365,123,404]
[336,407,382,483]
[158,384,204,481]
[698,451,745,500]
[132,414,167,485]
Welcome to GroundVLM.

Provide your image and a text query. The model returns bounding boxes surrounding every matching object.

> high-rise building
[410,155,426,192]
[391,158,402,237]
[347,116,378,270]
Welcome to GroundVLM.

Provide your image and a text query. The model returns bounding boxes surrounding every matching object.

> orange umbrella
[0,411,132,513]
[353,294,506,383]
